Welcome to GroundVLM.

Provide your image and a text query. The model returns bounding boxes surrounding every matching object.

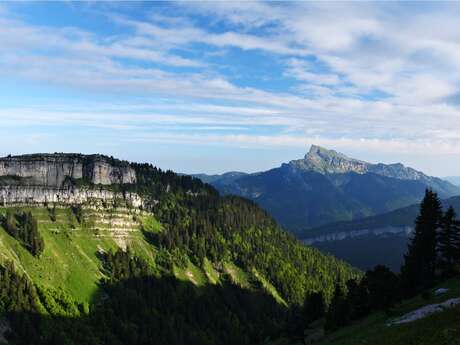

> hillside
[269,276,460,345]
[0,153,358,345]
[302,196,460,271]
[445,176,460,186]
[311,277,460,345]
[200,145,460,233]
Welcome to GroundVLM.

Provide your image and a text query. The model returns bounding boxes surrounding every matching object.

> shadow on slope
[4,275,288,345]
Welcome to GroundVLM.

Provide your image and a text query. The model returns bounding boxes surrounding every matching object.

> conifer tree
[325,284,350,332]
[437,206,460,276]
[301,291,325,325]
[363,265,400,311]
[346,278,369,320]
[401,189,442,296]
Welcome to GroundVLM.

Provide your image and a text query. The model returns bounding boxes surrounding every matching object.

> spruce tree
[325,284,350,332]
[437,206,460,276]
[301,291,325,325]
[346,278,370,320]
[401,189,442,296]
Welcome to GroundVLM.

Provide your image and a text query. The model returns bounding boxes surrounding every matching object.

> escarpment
[0,153,136,186]
[0,153,142,207]
[0,185,145,208]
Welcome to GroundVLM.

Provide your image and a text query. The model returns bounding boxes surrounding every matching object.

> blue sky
[1,1,460,176]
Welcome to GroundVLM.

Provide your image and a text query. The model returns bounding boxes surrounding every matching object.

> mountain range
[195,145,460,233]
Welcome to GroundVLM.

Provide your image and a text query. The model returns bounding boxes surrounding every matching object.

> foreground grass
[317,277,460,345]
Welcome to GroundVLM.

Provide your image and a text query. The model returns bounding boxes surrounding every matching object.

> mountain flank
[196,145,460,232]
[0,153,358,345]
[444,176,460,186]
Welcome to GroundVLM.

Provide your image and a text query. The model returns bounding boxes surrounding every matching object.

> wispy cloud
[1,2,460,174]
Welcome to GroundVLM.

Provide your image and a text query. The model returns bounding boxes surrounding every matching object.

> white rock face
[0,154,145,208]
[303,226,413,244]
[0,185,145,208]
[0,154,136,186]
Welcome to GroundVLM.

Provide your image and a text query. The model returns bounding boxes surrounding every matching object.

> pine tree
[325,284,350,332]
[363,265,400,312]
[437,206,460,276]
[346,278,369,320]
[301,291,325,325]
[401,189,442,296]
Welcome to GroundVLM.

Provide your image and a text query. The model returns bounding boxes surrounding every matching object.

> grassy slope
[0,207,156,302]
[317,277,460,345]
[0,206,288,305]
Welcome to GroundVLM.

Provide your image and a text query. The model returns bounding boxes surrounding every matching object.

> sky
[1,1,460,176]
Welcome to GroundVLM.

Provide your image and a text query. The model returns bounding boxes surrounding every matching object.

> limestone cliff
[0,185,145,208]
[0,153,142,207]
[0,153,136,187]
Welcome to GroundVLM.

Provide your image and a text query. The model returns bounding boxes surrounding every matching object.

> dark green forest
[0,161,358,345]
[0,157,459,344]
[322,189,460,333]
[0,210,44,256]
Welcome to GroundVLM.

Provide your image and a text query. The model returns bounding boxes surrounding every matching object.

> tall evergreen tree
[362,265,400,312]
[401,189,442,296]
[325,284,350,332]
[437,206,460,276]
[346,278,370,320]
[301,291,325,325]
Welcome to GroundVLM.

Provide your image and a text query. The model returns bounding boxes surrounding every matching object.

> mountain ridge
[301,195,460,271]
[195,146,460,232]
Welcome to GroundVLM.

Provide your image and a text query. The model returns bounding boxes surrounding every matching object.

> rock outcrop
[0,185,145,208]
[290,145,369,174]
[289,145,459,196]
[0,153,136,187]
[0,153,142,207]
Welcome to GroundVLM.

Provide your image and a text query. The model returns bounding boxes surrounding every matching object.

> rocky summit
[290,145,369,175]
[291,145,448,183]
[198,145,460,231]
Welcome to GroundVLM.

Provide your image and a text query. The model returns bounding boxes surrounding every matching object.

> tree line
[318,189,460,334]
[0,210,44,256]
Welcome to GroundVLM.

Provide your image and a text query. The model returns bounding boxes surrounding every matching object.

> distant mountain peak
[292,145,369,174]
[290,145,459,193]
[305,144,366,162]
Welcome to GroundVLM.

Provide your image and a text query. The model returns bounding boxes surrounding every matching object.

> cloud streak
[1,2,460,174]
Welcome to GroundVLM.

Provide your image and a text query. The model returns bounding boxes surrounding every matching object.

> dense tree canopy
[0,160,360,344]
[1,210,44,256]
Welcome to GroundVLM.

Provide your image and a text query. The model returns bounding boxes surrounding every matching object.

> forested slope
[0,154,359,345]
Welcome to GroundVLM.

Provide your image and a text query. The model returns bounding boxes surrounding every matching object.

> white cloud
[2,2,460,174]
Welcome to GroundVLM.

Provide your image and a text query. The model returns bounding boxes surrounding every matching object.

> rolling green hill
[0,153,359,345]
